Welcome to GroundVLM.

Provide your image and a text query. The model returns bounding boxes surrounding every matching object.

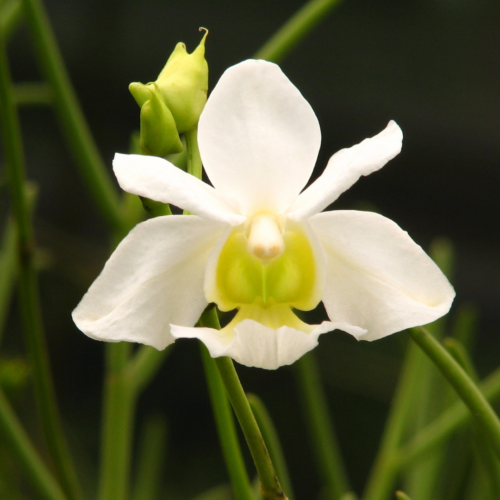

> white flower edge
[72,215,226,350]
[287,120,403,221]
[171,320,367,370]
[310,210,455,341]
[198,59,322,216]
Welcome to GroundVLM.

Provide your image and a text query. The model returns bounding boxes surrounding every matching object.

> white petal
[72,216,226,349]
[287,121,403,220]
[171,320,365,370]
[113,153,244,225]
[310,210,455,341]
[198,59,321,216]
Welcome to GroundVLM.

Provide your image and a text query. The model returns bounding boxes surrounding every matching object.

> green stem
[0,30,83,500]
[131,414,168,500]
[98,343,135,500]
[22,0,125,233]
[254,0,344,63]
[362,344,425,500]
[199,313,282,500]
[398,365,500,467]
[444,337,500,499]
[247,394,295,500]
[0,217,17,342]
[0,388,67,500]
[395,492,412,500]
[128,345,172,395]
[409,327,500,460]
[215,356,286,500]
[14,82,53,106]
[200,343,254,500]
[294,352,350,499]
[0,0,23,40]
[185,127,202,179]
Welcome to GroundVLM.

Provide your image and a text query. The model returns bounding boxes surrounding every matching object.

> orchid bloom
[72,60,455,370]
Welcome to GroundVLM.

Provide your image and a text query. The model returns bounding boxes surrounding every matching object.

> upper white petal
[287,121,403,220]
[171,320,366,370]
[310,210,455,341]
[72,215,226,349]
[198,59,321,216]
[113,153,244,225]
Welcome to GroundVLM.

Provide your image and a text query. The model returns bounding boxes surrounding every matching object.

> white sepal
[72,215,225,349]
[310,210,455,341]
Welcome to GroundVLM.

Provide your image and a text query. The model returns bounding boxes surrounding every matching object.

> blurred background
[2,0,500,498]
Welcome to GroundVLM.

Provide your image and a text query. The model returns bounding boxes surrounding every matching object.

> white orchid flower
[72,59,455,370]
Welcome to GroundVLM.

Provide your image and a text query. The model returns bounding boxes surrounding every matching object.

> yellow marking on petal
[215,219,320,312]
[221,304,315,338]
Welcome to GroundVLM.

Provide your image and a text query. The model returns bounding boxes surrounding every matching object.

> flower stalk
[0,388,67,500]
[199,340,254,500]
[294,352,350,498]
[98,343,135,500]
[0,29,83,500]
[215,356,287,500]
[254,0,344,63]
[409,327,500,460]
[23,0,126,234]
[247,394,295,500]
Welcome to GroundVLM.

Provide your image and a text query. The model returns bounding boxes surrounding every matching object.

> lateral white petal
[198,59,321,216]
[171,320,366,370]
[72,216,226,349]
[310,210,455,341]
[288,121,403,220]
[113,153,244,225]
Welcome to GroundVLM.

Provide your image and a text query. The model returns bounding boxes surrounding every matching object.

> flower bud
[155,29,208,133]
[129,82,152,108]
[139,84,183,157]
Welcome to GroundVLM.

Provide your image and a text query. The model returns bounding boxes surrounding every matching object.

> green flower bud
[129,82,152,108]
[155,29,208,133]
[140,84,183,157]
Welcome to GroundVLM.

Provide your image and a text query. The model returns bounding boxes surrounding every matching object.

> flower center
[214,217,320,312]
[246,214,284,262]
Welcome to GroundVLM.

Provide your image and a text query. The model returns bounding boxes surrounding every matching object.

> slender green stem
[248,394,295,500]
[395,492,412,500]
[294,352,350,499]
[443,338,478,382]
[254,0,344,63]
[0,388,67,500]
[0,0,23,40]
[200,343,254,500]
[185,127,202,179]
[0,217,17,342]
[398,365,500,467]
[402,238,454,500]
[0,31,83,500]
[215,356,286,500]
[98,342,135,500]
[131,414,168,500]
[14,82,53,106]
[409,327,500,460]
[128,345,172,395]
[444,337,500,499]
[362,343,425,500]
[339,494,358,500]
[198,313,282,500]
[22,0,125,233]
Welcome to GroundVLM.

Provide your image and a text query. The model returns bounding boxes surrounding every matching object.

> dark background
[3,0,500,498]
